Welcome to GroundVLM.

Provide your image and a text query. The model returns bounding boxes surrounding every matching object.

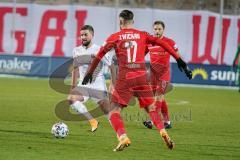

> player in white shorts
[68,25,113,132]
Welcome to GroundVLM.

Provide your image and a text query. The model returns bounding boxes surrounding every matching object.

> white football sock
[70,101,94,120]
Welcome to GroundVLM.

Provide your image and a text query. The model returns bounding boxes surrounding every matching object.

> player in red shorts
[82,10,192,151]
[143,21,181,129]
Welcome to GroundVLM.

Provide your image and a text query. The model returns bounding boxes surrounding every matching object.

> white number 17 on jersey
[125,41,137,63]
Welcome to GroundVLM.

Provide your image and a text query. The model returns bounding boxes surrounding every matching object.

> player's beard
[82,40,91,47]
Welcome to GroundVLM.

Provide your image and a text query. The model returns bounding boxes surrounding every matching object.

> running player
[143,21,181,129]
[68,25,112,132]
[82,10,192,151]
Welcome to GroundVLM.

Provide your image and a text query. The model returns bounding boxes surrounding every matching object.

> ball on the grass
[51,122,69,138]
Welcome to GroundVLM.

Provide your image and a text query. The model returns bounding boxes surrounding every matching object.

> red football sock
[109,112,126,137]
[148,110,164,130]
[155,100,162,113]
[161,99,170,122]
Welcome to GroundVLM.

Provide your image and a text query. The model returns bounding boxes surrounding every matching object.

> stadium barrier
[171,63,238,86]
[0,54,70,77]
[0,55,238,86]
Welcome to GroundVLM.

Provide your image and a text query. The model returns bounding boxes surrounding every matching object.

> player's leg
[91,79,111,116]
[137,86,174,150]
[143,94,164,129]
[142,74,158,128]
[86,79,111,131]
[156,82,173,129]
[143,81,173,129]
[156,81,172,118]
[160,98,171,129]
[109,83,133,151]
[143,103,174,150]
[68,87,98,132]
[156,81,173,129]
[97,99,111,116]
[107,102,131,151]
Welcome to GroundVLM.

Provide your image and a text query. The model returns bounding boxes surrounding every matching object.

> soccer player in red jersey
[82,10,192,151]
[143,21,180,129]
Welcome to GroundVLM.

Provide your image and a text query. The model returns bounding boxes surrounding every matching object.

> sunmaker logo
[191,67,239,82]
[0,57,33,74]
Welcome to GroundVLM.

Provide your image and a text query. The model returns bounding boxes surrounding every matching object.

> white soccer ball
[51,122,69,138]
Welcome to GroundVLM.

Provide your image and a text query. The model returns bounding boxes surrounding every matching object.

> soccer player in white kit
[68,25,113,132]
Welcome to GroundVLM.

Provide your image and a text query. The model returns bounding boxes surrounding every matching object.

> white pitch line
[173,83,238,90]
[168,100,190,105]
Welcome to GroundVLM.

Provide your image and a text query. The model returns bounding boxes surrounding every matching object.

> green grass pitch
[0,77,240,160]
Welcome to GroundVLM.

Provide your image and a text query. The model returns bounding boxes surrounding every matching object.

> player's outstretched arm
[67,66,79,103]
[71,67,79,90]
[146,33,192,79]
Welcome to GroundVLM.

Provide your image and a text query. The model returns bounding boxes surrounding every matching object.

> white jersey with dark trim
[73,44,112,84]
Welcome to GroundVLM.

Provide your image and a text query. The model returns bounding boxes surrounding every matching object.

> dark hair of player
[81,25,94,34]
[153,21,165,29]
[119,10,134,21]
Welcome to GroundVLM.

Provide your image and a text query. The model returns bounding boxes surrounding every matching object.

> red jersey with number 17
[96,29,180,80]
[106,28,148,79]
[87,28,180,106]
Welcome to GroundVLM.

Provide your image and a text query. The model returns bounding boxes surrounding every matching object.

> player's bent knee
[67,94,84,104]
[165,83,173,94]
[98,99,111,115]
[98,99,108,106]
[67,95,74,104]
[144,104,155,113]
[156,94,164,101]
[108,103,122,116]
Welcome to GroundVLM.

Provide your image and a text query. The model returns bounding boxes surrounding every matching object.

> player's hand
[82,73,93,85]
[176,58,192,79]
[183,67,192,79]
